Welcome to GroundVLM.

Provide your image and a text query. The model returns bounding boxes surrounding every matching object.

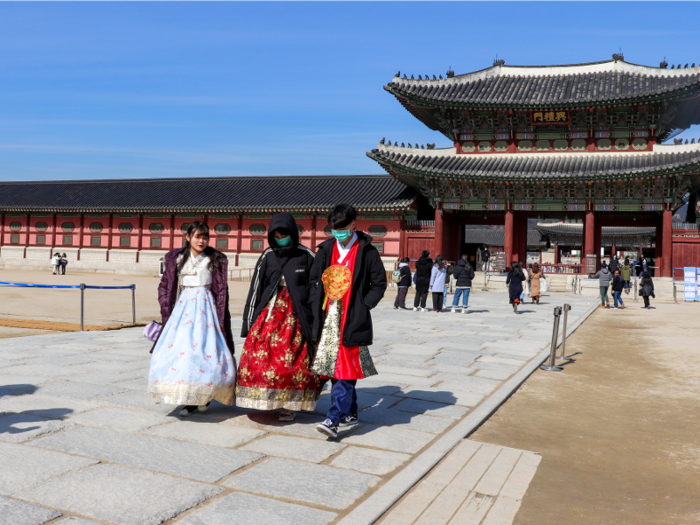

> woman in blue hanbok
[148,222,236,416]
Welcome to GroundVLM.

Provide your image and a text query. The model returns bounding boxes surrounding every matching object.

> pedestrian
[443,262,453,309]
[593,262,612,308]
[393,257,412,310]
[148,221,236,416]
[429,255,447,312]
[640,271,655,309]
[529,263,543,304]
[413,250,432,311]
[641,257,648,275]
[482,245,490,272]
[609,255,619,274]
[51,252,61,275]
[60,253,68,275]
[236,213,322,421]
[611,269,625,309]
[506,262,526,313]
[452,254,475,313]
[310,204,387,438]
[620,260,632,295]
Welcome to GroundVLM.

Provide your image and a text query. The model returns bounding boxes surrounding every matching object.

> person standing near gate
[621,260,632,295]
[413,250,432,311]
[593,262,612,308]
[482,245,491,271]
[429,255,447,313]
[310,203,387,438]
[640,271,655,309]
[452,254,475,313]
[529,263,543,304]
[506,262,526,314]
[60,253,68,275]
[611,269,626,309]
[51,252,61,275]
[393,257,412,310]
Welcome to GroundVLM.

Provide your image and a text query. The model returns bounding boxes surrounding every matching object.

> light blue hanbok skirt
[148,286,236,406]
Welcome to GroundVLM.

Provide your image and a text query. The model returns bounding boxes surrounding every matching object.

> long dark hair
[177,221,226,274]
[434,255,446,271]
[511,261,524,278]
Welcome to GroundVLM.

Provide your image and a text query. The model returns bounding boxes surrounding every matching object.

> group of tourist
[506,262,545,314]
[50,252,68,275]
[591,257,655,309]
[147,204,387,439]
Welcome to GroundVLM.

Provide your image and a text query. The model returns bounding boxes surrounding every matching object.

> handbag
[540,277,549,294]
[143,321,162,342]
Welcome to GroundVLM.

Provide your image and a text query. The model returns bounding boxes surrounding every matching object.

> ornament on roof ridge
[692,138,696,144]
[446,67,454,78]
[421,144,425,149]
[439,74,443,79]
[410,75,414,80]
[493,59,505,66]
[427,143,435,150]
[671,64,675,69]
[674,138,683,144]
[678,64,682,69]
[407,143,412,148]
[380,137,385,144]
[395,71,400,77]
[433,75,437,80]
[612,52,624,62]
[685,64,689,68]
[401,142,405,147]
[394,142,398,146]
[693,63,696,67]
[660,59,668,69]
[403,74,407,79]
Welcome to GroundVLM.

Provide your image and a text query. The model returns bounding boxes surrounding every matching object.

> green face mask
[276,236,292,247]
[332,229,352,242]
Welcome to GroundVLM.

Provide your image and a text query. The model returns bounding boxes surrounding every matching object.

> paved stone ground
[0,292,593,525]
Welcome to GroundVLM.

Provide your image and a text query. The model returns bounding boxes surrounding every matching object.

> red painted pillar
[584,211,595,257]
[399,218,407,259]
[25,213,31,249]
[169,214,175,251]
[660,210,673,277]
[136,214,144,263]
[553,244,560,264]
[519,212,528,263]
[504,210,514,268]
[235,214,243,266]
[434,205,444,257]
[51,214,57,251]
[311,214,317,251]
[78,213,84,260]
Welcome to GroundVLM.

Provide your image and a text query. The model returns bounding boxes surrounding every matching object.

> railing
[540,264,582,274]
[672,222,699,230]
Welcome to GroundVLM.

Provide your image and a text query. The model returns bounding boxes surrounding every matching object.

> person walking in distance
[60,253,68,275]
[482,245,490,271]
[593,262,612,308]
[413,250,432,311]
[442,262,453,310]
[236,213,322,421]
[310,204,387,438]
[452,254,475,313]
[529,263,543,304]
[148,222,236,416]
[611,269,626,309]
[620,260,633,295]
[393,257,412,310]
[506,262,526,313]
[429,255,447,313]
[640,271,655,309]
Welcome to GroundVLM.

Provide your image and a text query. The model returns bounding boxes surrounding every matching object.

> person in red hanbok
[309,204,387,438]
[237,213,322,421]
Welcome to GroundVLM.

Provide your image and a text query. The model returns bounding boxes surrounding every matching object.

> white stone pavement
[0,293,595,525]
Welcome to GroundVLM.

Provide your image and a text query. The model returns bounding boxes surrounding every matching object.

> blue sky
[1,2,699,181]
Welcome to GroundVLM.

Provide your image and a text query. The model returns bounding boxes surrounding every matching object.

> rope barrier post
[540,306,563,372]
[132,285,136,325]
[633,277,639,303]
[673,281,678,304]
[557,304,573,361]
[80,283,86,331]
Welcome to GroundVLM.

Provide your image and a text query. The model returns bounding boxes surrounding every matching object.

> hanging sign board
[531,110,570,126]
[683,267,696,301]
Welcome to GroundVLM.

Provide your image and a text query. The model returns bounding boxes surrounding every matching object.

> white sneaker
[463,308,468,313]
[453,308,459,313]
[413,307,418,311]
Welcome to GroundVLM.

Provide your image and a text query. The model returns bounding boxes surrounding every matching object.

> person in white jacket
[429,255,447,313]
[51,253,61,275]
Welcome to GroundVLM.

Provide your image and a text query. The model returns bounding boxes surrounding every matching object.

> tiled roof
[0,175,418,213]
[536,223,656,236]
[368,143,700,181]
[464,228,546,247]
[387,59,700,107]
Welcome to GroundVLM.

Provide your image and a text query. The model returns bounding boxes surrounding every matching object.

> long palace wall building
[3,55,700,278]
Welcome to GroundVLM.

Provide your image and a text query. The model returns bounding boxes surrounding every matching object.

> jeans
[623,280,630,290]
[394,287,409,309]
[326,379,358,426]
[452,287,471,308]
[613,290,624,307]
[599,286,609,306]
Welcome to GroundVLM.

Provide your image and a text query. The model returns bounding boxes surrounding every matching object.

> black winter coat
[453,260,475,287]
[506,270,525,301]
[309,232,387,347]
[640,276,655,297]
[611,275,625,292]
[414,256,433,292]
[398,265,412,287]
[241,213,316,346]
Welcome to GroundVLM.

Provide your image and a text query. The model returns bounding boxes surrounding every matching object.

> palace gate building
[368,56,700,277]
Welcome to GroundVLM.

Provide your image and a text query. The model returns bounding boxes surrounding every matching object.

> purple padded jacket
[152,247,234,355]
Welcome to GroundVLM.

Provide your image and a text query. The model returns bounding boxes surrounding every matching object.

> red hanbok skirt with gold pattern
[235,287,322,411]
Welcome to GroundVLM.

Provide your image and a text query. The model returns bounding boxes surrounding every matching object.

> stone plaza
[0,292,595,525]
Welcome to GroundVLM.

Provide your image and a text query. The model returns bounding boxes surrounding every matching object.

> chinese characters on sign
[531,110,569,125]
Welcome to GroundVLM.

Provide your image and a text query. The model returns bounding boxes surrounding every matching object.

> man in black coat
[482,245,490,271]
[413,250,432,311]
[309,204,387,438]
[393,257,412,309]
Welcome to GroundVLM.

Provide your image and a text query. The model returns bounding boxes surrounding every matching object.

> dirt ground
[0,268,403,337]
[470,300,700,525]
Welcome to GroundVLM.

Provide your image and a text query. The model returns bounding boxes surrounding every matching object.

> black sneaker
[340,414,358,427]
[179,405,198,417]
[316,419,338,438]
